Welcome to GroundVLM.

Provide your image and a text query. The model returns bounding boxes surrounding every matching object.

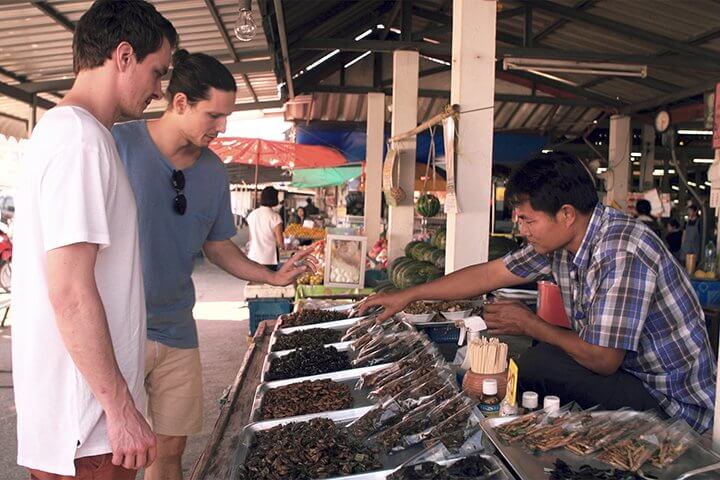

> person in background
[681,204,702,263]
[634,199,662,238]
[112,53,314,480]
[666,218,683,261]
[12,1,178,478]
[305,196,319,216]
[247,186,285,270]
[294,206,307,225]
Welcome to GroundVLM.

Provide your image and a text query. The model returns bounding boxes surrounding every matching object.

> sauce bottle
[521,391,539,414]
[479,378,500,417]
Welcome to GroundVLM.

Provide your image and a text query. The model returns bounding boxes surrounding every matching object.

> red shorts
[27,454,136,480]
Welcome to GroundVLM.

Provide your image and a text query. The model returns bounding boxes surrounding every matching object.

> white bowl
[402,312,435,324]
[441,309,473,321]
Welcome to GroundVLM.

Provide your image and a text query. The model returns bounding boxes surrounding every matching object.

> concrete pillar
[606,115,632,210]
[445,0,496,272]
[639,124,656,192]
[387,50,418,260]
[364,92,385,247]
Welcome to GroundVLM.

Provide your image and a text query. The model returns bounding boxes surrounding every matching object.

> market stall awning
[210,137,347,169]
[291,165,362,188]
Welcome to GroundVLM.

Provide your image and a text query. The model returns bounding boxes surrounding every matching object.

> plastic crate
[417,324,460,344]
[691,280,720,308]
[247,298,293,336]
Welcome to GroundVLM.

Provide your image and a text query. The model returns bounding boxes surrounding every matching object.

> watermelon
[389,257,413,285]
[416,194,441,217]
[373,281,396,293]
[489,236,519,261]
[431,229,447,250]
[395,260,442,289]
[429,249,445,270]
[404,241,425,259]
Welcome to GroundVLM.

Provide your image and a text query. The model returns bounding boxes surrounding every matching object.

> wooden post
[364,92,385,247]
[387,50,418,261]
[445,0,496,272]
[606,115,631,210]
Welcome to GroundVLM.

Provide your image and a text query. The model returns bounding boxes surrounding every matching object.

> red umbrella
[210,137,347,169]
[210,137,348,207]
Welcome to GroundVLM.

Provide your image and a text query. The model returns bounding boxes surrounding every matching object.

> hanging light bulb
[234,0,257,42]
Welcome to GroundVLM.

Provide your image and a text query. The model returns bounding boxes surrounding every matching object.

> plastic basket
[691,280,720,308]
[247,298,293,336]
[417,324,460,344]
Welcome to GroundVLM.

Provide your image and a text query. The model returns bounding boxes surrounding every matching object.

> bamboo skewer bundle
[467,337,508,374]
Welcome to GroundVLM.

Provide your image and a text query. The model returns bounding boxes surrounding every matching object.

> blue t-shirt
[112,120,236,348]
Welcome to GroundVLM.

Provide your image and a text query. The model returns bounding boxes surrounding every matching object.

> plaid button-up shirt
[504,203,716,432]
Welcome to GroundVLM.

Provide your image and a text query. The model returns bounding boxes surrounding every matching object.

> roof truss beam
[525,0,720,64]
[0,80,55,110]
[142,100,284,119]
[293,38,449,56]
[31,1,75,32]
[532,0,597,44]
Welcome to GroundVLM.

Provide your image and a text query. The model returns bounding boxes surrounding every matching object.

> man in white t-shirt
[11,1,178,478]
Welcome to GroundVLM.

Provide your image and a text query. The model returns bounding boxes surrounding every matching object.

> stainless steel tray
[269,318,360,351]
[234,409,509,480]
[249,365,384,423]
[481,414,720,480]
[261,341,360,382]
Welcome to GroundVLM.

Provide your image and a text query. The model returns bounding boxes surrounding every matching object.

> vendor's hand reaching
[358,290,412,322]
[483,299,540,336]
[271,248,318,286]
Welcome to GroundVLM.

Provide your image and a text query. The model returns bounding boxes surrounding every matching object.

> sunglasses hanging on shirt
[171,170,187,215]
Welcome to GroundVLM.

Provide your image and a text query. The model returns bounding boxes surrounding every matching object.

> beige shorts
[145,340,203,436]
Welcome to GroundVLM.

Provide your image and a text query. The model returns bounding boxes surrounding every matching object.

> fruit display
[431,228,446,250]
[283,223,326,240]
[389,256,443,289]
[416,193,441,217]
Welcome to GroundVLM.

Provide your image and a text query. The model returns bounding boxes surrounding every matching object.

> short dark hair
[635,199,652,215]
[166,49,237,105]
[688,204,699,212]
[260,187,279,207]
[506,153,598,216]
[73,0,178,74]
[669,218,680,229]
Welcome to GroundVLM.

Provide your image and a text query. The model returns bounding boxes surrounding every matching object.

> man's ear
[558,204,577,226]
[172,93,189,113]
[114,41,135,72]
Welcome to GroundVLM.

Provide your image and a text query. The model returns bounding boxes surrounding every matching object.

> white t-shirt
[247,206,282,265]
[12,106,146,475]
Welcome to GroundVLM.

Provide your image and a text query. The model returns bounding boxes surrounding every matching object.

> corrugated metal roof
[0,0,278,138]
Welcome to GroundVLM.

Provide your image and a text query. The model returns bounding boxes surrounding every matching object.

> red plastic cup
[536,281,571,329]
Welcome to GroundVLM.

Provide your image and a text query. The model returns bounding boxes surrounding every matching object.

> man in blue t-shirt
[113,50,313,480]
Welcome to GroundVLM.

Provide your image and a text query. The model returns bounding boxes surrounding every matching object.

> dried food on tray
[565,411,657,456]
[418,404,482,451]
[238,418,382,480]
[434,301,474,313]
[369,363,436,399]
[259,379,353,420]
[402,300,435,315]
[271,328,342,351]
[353,333,429,367]
[596,432,661,472]
[548,459,643,480]
[265,345,351,381]
[388,455,499,480]
[346,399,403,440]
[280,309,349,327]
[649,419,696,468]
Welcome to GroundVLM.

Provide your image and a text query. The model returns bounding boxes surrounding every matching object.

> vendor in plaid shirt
[363,154,716,432]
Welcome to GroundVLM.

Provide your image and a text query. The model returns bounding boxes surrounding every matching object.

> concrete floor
[0,254,251,479]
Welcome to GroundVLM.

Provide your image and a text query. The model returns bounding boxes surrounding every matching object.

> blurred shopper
[681,204,702,263]
[634,199,662,238]
[247,186,285,270]
[12,1,178,478]
[666,218,683,261]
